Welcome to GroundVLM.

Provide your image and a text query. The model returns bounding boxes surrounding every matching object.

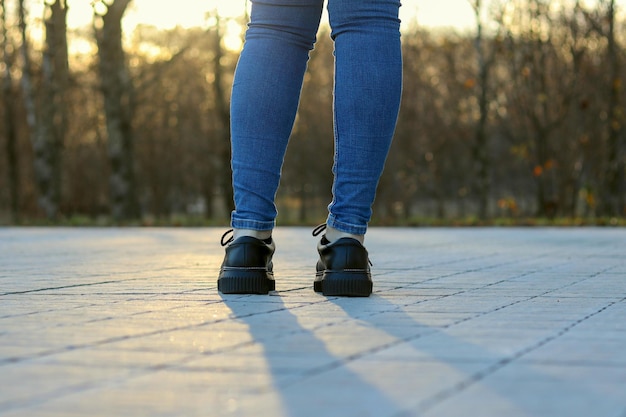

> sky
[47,0,626,54]
[66,0,480,32]
[52,0,481,54]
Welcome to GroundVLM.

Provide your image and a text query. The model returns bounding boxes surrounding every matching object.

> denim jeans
[230,0,402,235]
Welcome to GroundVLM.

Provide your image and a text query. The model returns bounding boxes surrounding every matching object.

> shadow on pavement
[220,293,402,416]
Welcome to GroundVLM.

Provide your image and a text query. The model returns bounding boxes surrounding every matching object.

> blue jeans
[230,0,402,235]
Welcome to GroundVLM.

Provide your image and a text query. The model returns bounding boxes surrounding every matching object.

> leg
[229,0,325,234]
[326,0,403,237]
[219,0,324,294]
[314,0,402,296]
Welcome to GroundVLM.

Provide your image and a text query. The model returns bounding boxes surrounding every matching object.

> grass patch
[2,215,625,228]
[371,216,626,228]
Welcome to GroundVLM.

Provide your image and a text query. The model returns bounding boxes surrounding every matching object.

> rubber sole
[314,270,372,297]
[218,268,275,295]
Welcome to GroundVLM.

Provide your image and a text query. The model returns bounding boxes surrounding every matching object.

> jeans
[230,0,402,235]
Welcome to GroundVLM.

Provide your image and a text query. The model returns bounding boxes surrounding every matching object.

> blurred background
[0,0,624,226]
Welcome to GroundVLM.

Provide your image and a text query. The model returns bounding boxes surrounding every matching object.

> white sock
[325,226,364,244]
[233,228,272,241]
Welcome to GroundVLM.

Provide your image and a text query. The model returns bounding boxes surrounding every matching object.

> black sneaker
[217,230,275,294]
[313,225,372,297]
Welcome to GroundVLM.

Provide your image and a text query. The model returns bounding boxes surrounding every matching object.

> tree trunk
[17,0,69,220]
[471,0,492,220]
[600,0,624,217]
[94,0,140,221]
[1,0,20,222]
[211,15,235,217]
[40,0,69,219]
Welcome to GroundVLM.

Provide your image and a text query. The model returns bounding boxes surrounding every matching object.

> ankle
[233,228,272,241]
[325,226,364,244]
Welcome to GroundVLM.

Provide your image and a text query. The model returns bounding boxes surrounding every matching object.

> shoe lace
[312,223,326,237]
[220,229,234,246]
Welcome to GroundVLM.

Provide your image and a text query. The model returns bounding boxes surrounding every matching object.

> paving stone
[418,362,626,417]
[0,227,624,416]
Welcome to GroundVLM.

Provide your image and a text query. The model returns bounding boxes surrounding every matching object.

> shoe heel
[218,269,275,294]
[314,274,324,293]
[316,271,372,297]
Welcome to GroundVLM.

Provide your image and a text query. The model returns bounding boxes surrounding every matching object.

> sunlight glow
[401,0,477,31]
[57,0,626,56]
[120,0,479,32]
[66,0,248,30]
[123,0,248,30]
[57,0,626,36]
[64,0,477,33]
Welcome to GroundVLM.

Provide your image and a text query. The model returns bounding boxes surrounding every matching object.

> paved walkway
[0,227,625,417]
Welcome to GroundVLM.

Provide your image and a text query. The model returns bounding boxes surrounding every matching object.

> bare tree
[40,0,70,218]
[93,0,139,221]
[500,0,581,217]
[587,0,626,216]
[1,0,19,221]
[469,0,499,219]
[596,0,624,216]
[4,1,624,222]
[211,13,235,217]
[17,0,39,209]
[18,0,68,219]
